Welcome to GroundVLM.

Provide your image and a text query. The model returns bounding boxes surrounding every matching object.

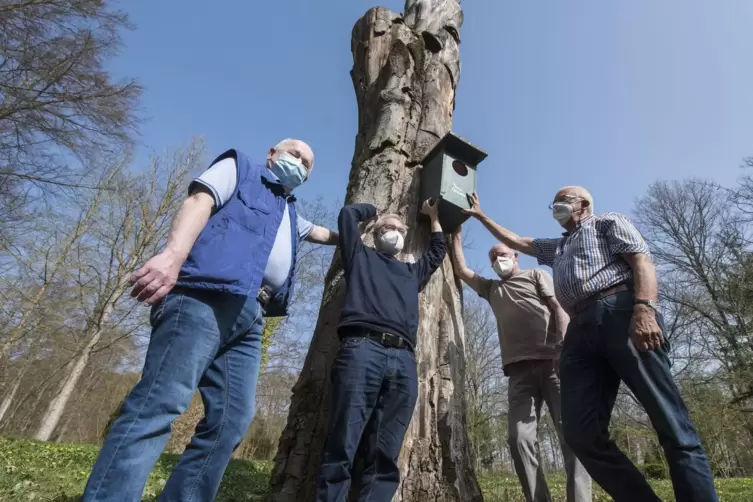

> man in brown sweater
[451,228,591,502]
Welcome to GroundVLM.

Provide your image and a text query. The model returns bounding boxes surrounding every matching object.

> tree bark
[268,2,482,501]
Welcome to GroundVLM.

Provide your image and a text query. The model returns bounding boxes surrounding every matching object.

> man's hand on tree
[129,250,183,306]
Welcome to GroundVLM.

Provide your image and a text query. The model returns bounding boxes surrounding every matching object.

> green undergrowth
[2,436,752,501]
[478,473,753,501]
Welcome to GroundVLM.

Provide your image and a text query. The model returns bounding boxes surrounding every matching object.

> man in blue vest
[83,139,339,502]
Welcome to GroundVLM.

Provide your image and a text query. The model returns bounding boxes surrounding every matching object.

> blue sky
[111,0,753,274]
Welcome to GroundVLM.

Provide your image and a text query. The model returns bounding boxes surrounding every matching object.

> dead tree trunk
[268,2,482,501]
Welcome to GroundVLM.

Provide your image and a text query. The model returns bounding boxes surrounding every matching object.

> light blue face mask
[271,152,308,190]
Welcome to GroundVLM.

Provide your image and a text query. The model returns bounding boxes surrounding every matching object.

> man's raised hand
[421,198,439,220]
[462,192,484,218]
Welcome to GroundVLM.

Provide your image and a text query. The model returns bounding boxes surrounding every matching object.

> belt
[568,283,631,316]
[343,328,413,352]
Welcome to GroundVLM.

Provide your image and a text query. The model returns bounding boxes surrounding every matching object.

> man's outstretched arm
[414,200,447,284]
[306,226,339,245]
[449,230,488,296]
[463,192,536,256]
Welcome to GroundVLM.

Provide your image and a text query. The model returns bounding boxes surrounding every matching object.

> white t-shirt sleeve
[190,157,238,209]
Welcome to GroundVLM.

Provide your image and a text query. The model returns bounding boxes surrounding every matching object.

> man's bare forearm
[476,214,535,256]
[547,296,569,336]
[449,231,487,294]
[625,253,658,301]
[554,307,570,336]
[450,233,473,279]
[324,231,339,245]
[164,192,214,260]
[306,226,339,245]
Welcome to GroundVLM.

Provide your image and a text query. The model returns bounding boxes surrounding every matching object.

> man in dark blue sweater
[316,199,446,502]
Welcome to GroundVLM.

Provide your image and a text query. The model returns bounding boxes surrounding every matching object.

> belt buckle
[257,287,271,306]
[381,332,401,348]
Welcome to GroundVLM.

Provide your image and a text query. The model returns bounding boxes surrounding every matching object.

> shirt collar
[561,214,596,237]
[261,166,280,184]
[260,168,295,201]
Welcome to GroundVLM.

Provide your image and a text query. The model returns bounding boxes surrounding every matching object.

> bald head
[267,138,315,172]
[488,242,520,278]
[488,242,515,261]
[550,185,594,230]
[554,186,594,215]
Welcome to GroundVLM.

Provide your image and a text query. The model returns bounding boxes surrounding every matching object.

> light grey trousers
[507,359,592,502]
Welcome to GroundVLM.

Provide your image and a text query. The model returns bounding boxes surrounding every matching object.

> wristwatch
[635,299,658,311]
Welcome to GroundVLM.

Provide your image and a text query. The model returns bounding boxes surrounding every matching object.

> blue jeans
[559,291,718,502]
[316,336,419,502]
[83,288,264,502]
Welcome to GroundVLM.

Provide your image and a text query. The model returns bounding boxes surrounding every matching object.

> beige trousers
[507,359,592,502]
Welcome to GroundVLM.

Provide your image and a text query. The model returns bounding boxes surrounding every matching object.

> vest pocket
[231,190,271,233]
[202,217,258,282]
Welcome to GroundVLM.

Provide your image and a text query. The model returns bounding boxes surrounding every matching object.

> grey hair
[373,214,406,234]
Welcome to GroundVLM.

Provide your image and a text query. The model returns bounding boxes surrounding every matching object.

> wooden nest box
[419,131,488,232]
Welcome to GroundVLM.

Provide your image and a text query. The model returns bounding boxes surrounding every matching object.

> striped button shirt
[531,212,650,310]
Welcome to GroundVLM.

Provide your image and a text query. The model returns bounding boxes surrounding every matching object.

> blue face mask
[271,152,308,190]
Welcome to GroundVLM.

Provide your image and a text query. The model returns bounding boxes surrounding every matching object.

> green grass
[478,474,753,501]
[0,437,270,501]
[2,436,752,501]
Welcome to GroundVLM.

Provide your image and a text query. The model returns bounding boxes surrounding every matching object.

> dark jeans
[316,336,418,502]
[83,288,264,502]
[559,291,718,502]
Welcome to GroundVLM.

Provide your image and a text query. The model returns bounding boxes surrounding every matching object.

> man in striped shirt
[463,187,718,502]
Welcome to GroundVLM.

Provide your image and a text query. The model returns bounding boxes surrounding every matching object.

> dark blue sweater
[337,203,447,348]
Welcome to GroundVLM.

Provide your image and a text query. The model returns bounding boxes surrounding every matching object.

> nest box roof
[420,131,488,167]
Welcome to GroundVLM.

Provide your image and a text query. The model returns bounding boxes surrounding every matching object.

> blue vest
[176,149,299,317]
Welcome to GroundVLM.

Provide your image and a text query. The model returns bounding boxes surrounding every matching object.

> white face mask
[376,230,404,255]
[492,257,514,278]
[552,202,573,226]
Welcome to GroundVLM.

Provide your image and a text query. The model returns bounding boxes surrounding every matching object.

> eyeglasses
[379,224,407,236]
[548,196,583,210]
